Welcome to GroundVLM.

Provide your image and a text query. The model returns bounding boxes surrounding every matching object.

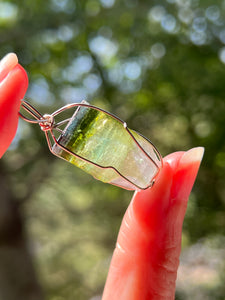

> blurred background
[0,0,225,299]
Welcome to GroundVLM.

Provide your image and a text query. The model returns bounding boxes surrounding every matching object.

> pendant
[19,100,162,190]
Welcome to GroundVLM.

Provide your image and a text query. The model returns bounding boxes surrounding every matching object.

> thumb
[103,147,204,300]
[0,53,28,158]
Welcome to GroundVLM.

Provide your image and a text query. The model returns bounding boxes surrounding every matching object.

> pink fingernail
[0,53,18,82]
[179,147,204,166]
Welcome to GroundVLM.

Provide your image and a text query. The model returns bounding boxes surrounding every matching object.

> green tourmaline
[52,105,161,190]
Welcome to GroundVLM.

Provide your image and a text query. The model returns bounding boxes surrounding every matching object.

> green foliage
[1,0,225,299]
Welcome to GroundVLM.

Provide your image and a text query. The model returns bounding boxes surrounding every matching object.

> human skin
[102,148,203,299]
[0,53,28,158]
[0,53,204,299]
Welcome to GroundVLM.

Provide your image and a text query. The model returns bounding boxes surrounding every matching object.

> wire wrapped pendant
[19,100,162,190]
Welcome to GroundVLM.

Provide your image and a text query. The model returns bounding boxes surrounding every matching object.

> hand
[0,53,203,300]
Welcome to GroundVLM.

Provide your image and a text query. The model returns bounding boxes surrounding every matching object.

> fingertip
[0,64,28,158]
[0,53,18,82]
[179,147,204,166]
[170,147,204,201]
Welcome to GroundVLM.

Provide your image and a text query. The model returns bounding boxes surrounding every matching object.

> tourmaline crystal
[52,105,161,190]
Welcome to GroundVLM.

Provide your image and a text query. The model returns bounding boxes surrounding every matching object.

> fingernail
[172,147,204,200]
[179,147,204,166]
[0,53,18,82]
